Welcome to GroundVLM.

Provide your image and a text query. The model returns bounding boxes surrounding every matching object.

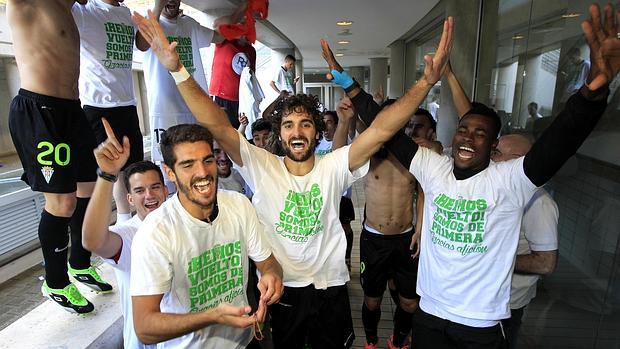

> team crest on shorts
[41,166,54,184]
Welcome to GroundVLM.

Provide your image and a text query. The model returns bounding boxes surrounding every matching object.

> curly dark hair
[160,124,214,169]
[270,94,325,137]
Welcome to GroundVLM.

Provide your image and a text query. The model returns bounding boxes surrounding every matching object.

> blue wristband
[330,70,354,89]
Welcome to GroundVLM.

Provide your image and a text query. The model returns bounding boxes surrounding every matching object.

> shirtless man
[7,0,111,313]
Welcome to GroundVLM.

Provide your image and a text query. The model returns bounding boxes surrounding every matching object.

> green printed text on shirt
[275,183,324,243]
[103,22,134,69]
[187,241,245,312]
[430,194,489,256]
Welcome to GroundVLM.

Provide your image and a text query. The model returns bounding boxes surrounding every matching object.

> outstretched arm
[82,118,130,259]
[445,61,472,118]
[132,10,243,165]
[524,3,619,186]
[344,17,454,171]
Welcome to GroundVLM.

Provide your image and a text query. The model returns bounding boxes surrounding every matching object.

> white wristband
[170,65,190,85]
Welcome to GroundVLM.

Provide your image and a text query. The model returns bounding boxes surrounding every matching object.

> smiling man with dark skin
[325,4,620,348]
[132,10,454,349]
[6,0,112,314]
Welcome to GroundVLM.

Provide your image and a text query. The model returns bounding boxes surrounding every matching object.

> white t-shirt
[236,136,369,288]
[239,67,265,140]
[105,216,153,349]
[73,0,136,107]
[218,169,248,196]
[510,188,558,309]
[143,14,213,161]
[410,147,537,326]
[130,192,271,349]
[272,67,294,93]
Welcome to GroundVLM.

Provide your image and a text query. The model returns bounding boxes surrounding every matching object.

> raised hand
[320,39,344,74]
[94,118,130,175]
[336,96,356,121]
[132,10,182,72]
[581,3,620,90]
[422,17,454,85]
[238,113,249,126]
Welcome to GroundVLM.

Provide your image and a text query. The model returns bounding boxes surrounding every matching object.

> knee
[45,195,77,217]
[398,297,419,313]
[364,296,382,311]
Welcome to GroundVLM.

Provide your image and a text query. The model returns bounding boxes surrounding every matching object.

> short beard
[283,137,317,162]
[176,175,217,210]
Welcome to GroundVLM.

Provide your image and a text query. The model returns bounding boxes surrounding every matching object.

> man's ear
[164,165,176,183]
[126,193,134,207]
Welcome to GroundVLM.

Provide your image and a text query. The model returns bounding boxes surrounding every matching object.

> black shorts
[83,105,144,170]
[214,96,240,129]
[339,196,355,224]
[359,227,419,299]
[270,284,355,349]
[413,307,507,349]
[9,89,97,193]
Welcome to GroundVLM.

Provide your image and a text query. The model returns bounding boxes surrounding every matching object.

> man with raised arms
[7,0,110,313]
[132,11,453,349]
[327,4,616,348]
[321,46,442,349]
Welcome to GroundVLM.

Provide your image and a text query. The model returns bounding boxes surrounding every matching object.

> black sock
[389,287,400,306]
[69,197,91,270]
[362,302,381,344]
[39,210,71,289]
[393,306,414,346]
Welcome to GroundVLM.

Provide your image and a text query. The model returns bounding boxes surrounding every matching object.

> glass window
[478,1,620,347]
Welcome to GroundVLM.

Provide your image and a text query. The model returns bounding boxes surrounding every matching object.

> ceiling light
[336,53,344,57]
[561,12,581,18]
[337,20,353,26]
[338,29,353,36]
[512,34,525,40]
[338,40,350,44]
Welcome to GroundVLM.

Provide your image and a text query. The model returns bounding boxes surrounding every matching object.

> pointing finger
[101,118,123,153]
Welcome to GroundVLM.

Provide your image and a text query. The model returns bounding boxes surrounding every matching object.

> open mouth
[290,139,307,151]
[457,145,475,160]
[192,178,213,195]
[144,201,159,210]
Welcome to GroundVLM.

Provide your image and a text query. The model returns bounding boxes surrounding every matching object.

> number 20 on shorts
[37,141,71,166]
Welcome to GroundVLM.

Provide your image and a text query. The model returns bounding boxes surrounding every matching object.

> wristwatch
[97,168,118,183]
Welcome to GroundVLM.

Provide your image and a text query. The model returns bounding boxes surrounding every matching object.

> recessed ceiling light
[512,34,525,40]
[338,29,352,36]
[337,20,353,26]
[336,53,344,57]
[561,12,581,18]
[338,40,350,44]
